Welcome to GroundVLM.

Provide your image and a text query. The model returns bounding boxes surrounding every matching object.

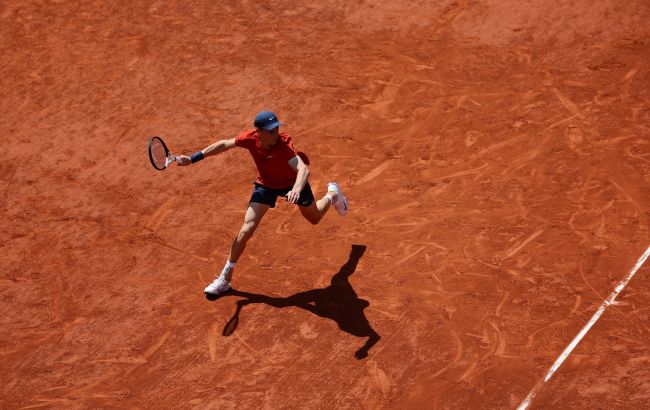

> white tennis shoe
[327,182,349,216]
[204,271,232,295]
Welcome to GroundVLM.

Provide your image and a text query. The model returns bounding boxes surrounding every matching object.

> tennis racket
[148,136,179,170]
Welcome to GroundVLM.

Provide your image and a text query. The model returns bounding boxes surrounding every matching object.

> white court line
[517,245,650,410]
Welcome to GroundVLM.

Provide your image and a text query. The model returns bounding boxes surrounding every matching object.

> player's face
[259,127,279,146]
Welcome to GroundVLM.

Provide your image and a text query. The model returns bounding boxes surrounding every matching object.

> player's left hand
[286,189,300,204]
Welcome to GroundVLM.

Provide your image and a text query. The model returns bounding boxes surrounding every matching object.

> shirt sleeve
[234,130,254,148]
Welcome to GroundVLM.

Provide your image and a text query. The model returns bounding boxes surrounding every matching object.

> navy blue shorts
[250,182,315,208]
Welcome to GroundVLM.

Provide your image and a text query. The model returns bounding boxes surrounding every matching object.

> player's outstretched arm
[177,138,237,166]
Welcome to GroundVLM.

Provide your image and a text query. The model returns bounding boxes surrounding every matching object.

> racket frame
[148,136,178,170]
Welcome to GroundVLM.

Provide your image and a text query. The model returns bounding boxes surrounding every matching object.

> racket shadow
[209,244,380,359]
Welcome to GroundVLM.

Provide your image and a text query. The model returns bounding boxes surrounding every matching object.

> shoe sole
[335,196,348,215]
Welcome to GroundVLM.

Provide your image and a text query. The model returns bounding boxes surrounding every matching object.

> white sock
[223,260,236,273]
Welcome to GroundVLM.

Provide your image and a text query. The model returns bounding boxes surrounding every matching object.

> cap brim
[261,121,282,130]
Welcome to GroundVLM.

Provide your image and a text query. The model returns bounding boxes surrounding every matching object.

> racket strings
[150,139,169,168]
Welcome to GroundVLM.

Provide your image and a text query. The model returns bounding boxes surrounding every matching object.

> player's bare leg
[299,182,348,224]
[228,202,270,263]
[299,193,335,225]
[204,202,269,295]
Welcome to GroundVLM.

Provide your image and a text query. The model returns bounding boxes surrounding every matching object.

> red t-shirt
[235,129,298,189]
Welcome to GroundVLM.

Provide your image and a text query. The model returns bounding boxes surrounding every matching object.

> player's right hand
[176,155,192,166]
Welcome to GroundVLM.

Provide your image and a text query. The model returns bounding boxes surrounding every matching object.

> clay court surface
[2,0,650,408]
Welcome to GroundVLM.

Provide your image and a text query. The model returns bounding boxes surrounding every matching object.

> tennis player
[177,111,349,295]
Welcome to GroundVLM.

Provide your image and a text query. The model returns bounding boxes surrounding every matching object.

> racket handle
[164,155,180,168]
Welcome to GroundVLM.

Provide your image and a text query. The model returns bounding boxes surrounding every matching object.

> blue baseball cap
[254,111,282,130]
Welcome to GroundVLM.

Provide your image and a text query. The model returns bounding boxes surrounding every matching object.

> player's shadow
[208,244,380,359]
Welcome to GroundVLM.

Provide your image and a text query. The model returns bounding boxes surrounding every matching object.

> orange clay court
[1,1,649,409]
